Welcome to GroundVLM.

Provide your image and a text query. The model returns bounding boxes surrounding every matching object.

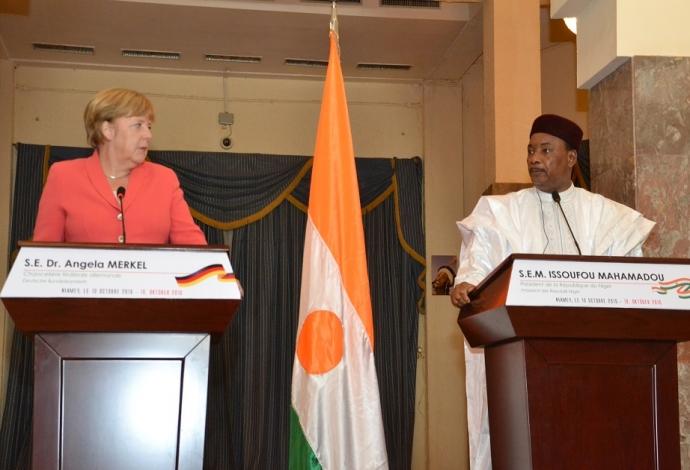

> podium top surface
[459,254,690,347]
[18,240,230,252]
[2,242,242,334]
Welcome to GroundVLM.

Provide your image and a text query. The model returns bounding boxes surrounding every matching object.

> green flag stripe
[289,407,323,470]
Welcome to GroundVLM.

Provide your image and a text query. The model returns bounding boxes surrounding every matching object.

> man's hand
[450,282,476,308]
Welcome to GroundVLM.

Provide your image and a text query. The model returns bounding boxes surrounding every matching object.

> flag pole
[330,0,340,59]
[330,1,338,36]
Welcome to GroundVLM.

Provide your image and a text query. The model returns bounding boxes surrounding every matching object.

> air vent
[285,58,328,68]
[381,0,440,7]
[205,54,262,64]
[32,43,94,55]
[121,49,180,60]
[357,62,412,71]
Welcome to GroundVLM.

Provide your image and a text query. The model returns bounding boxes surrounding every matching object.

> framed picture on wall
[430,255,457,296]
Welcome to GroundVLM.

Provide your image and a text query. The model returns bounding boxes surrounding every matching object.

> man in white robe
[450,114,655,470]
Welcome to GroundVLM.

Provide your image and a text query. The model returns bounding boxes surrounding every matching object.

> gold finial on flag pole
[330,1,339,38]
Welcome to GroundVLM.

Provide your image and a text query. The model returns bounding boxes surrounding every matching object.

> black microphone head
[551,191,561,203]
[116,186,126,199]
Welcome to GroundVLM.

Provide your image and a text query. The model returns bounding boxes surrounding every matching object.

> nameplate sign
[1,246,242,300]
[506,258,690,310]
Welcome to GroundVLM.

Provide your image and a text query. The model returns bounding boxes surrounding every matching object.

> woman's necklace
[108,172,130,180]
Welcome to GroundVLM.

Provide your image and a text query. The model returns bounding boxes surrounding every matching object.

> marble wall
[634,57,690,258]
[590,55,690,468]
[589,60,635,207]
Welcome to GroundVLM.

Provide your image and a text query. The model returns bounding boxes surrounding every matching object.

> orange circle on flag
[296,310,344,375]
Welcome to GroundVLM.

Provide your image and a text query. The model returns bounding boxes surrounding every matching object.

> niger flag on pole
[289,4,389,470]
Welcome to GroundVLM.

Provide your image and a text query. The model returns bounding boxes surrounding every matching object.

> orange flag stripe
[308,31,375,348]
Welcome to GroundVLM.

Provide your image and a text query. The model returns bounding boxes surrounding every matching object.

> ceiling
[0,0,485,82]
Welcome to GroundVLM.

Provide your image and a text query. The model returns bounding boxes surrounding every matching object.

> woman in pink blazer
[33,88,206,245]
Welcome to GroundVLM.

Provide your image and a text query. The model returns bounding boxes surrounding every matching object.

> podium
[458,254,690,470]
[1,242,242,470]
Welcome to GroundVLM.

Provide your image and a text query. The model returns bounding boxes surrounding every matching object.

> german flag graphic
[175,264,236,287]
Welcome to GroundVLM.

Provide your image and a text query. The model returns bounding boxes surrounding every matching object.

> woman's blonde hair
[83,88,155,148]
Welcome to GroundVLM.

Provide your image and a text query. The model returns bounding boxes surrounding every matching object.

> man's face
[432,272,452,295]
[526,133,576,193]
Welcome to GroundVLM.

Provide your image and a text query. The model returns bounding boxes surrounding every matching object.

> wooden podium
[458,254,690,470]
[1,242,241,470]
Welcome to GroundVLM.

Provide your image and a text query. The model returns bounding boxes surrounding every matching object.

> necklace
[108,173,130,180]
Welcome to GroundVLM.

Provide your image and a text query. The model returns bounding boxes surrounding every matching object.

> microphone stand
[116,186,127,244]
[551,191,581,255]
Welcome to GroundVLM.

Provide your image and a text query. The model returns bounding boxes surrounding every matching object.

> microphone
[551,191,581,255]
[116,186,126,244]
